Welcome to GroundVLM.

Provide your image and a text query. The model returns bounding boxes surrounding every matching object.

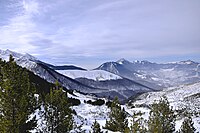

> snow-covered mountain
[96,58,200,89]
[57,70,122,81]
[1,49,199,102]
[0,49,99,92]
[0,49,24,60]
[0,49,152,101]
[96,61,163,90]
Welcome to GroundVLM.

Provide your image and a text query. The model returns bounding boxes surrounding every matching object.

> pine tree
[148,96,175,133]
[91,119,102,133]
[179,115,196,133]
[43,83,73,133]
[0,55,37,132]
[104,97,128,132]
[130,111,146,133]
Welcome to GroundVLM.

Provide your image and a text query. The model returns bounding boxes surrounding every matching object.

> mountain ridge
[96,58,200,88]
[1,49,200,101]
[0,49,154,101]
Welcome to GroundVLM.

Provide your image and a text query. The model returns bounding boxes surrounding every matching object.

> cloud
[0,0,200,68]
[0,0,40,53]
[22,0,39,15]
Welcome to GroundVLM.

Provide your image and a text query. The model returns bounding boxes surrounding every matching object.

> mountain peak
[133,60,140,63]
[0,49,23,58]
[140,60,152,64]
[116,58,131,65]
[0,49,37,61]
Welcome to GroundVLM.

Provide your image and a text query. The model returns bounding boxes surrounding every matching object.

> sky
[0,0,200,68]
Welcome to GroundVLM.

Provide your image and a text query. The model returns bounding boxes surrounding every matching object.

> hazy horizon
[1,48,200,70]
[0,0,200,68]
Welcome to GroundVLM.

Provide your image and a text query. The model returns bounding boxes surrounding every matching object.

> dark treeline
[0,56,74,133]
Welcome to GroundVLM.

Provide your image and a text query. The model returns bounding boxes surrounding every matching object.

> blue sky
[0,0,200,68]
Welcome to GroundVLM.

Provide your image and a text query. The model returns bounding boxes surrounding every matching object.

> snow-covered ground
[131,82,200,132]
[68,91,114,132]
[57,70,122,81]
[133,82,200,112]
[69,82,200,132]
[25,83,200,133]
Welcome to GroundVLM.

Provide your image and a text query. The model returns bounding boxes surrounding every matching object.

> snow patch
[57,70,122,81]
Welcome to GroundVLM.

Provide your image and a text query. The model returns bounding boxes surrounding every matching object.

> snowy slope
[28,85,200,133]
[0,49,24,61]
[0,49,39,70]
[133,82,200,112]
[68,91,114,133]
[128,82,200,132]
[70,82,200,132]
[31,91,121,133]
[56,70,122,81]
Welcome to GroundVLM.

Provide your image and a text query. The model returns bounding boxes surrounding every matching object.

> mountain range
[0,49,200,101]
[97,58,200,88]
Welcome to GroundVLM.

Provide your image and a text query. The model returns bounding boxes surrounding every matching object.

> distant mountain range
[96,58,200,88]
[0,49,200,101]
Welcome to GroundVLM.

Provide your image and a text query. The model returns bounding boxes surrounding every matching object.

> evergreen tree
[43,83,73,133]
[179,115,196,133]
[148,96,175,133]
[0,55,37,132]
[104,97,128,132]
[91,119,102,133]
[130,111,146,133]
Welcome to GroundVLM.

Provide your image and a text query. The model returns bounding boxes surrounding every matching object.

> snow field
[57,70,122,81]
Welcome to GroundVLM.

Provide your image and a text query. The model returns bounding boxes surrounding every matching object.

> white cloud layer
[0,0,200,68]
